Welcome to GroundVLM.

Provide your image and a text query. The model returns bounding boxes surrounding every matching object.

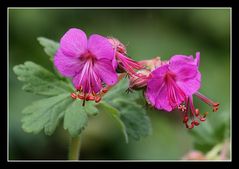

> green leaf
[13,61,73,96]
[102,78,152,141]
[64,100,88,137]
[22,93,73,135]
[37,37,59,61]
[97,101,128,143]
[84,101,99,116]
[115,99,152,141]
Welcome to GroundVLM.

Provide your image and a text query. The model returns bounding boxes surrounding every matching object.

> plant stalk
[68,135,81,160]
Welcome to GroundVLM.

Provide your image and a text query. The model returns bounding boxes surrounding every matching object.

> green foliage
[97,101,129,143]
[101,78,152,142]
[64,100,88,137]
[14,60,101,137]
[13,61,73,96]
[37,37,59,61]
[115,100,152,140]
[22,93,73,135]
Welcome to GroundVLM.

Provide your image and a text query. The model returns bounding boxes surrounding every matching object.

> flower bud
[129,69,151,90]
[107,37,127,55]
[139,56,165,71]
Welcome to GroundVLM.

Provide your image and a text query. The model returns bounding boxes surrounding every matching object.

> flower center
[70,50,108,106]
[164,72,186,108]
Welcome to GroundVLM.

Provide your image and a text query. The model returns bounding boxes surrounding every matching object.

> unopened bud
[129,69,150,90]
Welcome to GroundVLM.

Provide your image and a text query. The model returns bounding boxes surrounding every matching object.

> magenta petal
[151,64,170,78]
[60,28,87,58]
[54,49,84,77]
[88,34,114,60]
[169,62,198,81]
[73,72,89,92]
[146,78,164,107]
[176,72,201,96]
[146,77,172,112]
[170,54,195,65]
[112,56,118,70]
[112,49,118,70]
[94,59,118,85]
[155,85,172,112]
[146,65,173,111]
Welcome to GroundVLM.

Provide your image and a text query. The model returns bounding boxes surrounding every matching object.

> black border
[1,0,236,168]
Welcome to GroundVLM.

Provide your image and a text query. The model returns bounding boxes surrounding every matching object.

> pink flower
[145,52,219,128]
[54,28,118,103]
[108,37,143,75]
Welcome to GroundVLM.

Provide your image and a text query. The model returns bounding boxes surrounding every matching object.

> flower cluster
[54,28,219,128]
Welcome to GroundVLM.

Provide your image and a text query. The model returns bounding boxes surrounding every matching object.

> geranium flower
[54,28,118,104]
[145,52,219,128]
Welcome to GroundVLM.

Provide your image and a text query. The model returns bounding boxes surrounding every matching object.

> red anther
[213,106,219,112]
[193,120,200,126]
[71,93,77,99]
[95,96,101,103]
[188,122,195,129]
[86,95,95,101]
[183,116,189,123]
[213,102,220,107]
[102,88,108,93]
[199,117,206,122]
[78,94,85,100]
[185,122,189,128]
[195,109,199,116]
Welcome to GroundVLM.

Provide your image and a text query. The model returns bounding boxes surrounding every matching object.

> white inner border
[7,7,232,162]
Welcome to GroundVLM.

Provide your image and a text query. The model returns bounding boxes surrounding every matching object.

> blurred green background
[9,9,230,160]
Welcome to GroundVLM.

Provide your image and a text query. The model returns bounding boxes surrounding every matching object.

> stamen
[86,94,95,101]
[183,115,189,123]
[102,88,108,93]
[188,122,195,129]
[195,92,219,112]
[180,96,209,129]
[193,120,200,126]
[95,96,101,103]
[78,93,85,100]
[71,93,78,99]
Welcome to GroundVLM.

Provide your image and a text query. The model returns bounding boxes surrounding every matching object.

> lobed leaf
[63,100,88,137]
[37,37,59,61]
[22,93,73,135]
[13,61,73,96]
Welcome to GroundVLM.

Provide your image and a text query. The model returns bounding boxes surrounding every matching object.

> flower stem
[68,136,81,160]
